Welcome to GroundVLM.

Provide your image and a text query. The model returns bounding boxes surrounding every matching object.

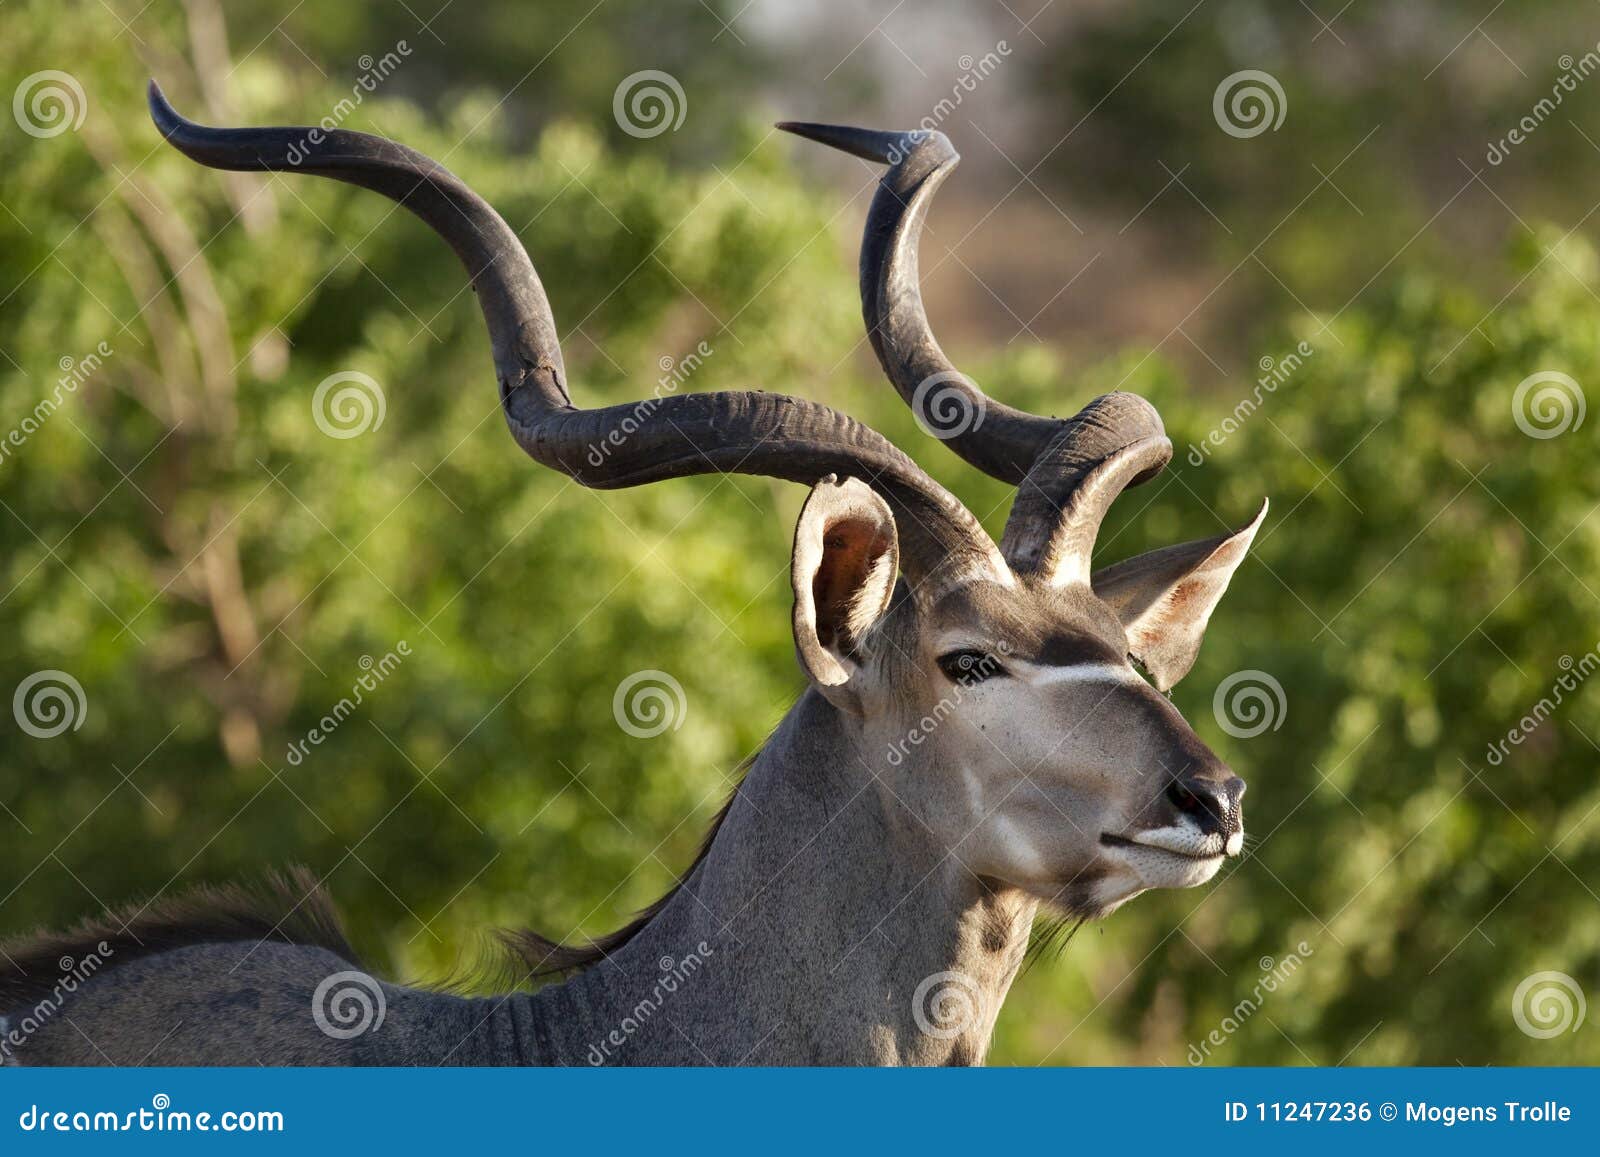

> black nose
[1164,774,1245,836]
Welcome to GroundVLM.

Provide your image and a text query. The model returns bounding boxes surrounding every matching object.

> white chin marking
[1127,824,1226,859]
[1226,830,1244,857]
[1090,876,1146,914]
[1107,843,1224,890]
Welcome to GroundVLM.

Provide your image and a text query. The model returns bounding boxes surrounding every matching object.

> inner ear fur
[791,476,899,688]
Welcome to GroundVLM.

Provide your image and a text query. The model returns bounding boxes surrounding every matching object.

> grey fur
[5,689,1031,1065]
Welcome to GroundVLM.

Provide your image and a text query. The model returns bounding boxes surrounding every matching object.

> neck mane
[516,690,1039,1065]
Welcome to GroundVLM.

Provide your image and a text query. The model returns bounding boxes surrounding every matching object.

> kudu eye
[936,649,1006,685]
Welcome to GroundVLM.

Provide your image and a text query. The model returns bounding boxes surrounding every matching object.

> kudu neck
[534,689,1037,1065]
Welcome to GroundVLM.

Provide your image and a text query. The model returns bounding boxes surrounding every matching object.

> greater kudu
[0,87,1265,1066]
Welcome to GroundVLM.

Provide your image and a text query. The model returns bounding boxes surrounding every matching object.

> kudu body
[0,89,1265,1066]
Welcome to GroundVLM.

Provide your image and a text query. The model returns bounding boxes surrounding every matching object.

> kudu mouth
[1099,829,1233,862]
[1102,768,1247,863]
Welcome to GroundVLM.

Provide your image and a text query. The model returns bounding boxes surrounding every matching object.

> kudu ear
[1092,499,1267,692]
[791,476,899,705]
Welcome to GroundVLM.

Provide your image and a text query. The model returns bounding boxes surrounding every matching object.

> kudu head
[149,91,1264,922]
[780,125,1264,915]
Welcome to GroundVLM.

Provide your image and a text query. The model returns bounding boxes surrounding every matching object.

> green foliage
[2,0,1596,1068]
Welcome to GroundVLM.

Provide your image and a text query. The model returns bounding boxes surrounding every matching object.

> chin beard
[1024,888,1148,964]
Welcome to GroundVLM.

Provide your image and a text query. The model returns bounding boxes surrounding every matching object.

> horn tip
[776,120,951,167]
[147,78,182,137]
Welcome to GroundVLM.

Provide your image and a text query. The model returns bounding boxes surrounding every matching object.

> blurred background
[3,0,1599,1064]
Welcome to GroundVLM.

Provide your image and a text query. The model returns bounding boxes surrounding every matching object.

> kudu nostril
[1165,775,1244,834]
[1165,780,1205,816]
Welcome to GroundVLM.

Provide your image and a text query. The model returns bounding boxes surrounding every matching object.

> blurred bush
[1,0,1595,1066]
